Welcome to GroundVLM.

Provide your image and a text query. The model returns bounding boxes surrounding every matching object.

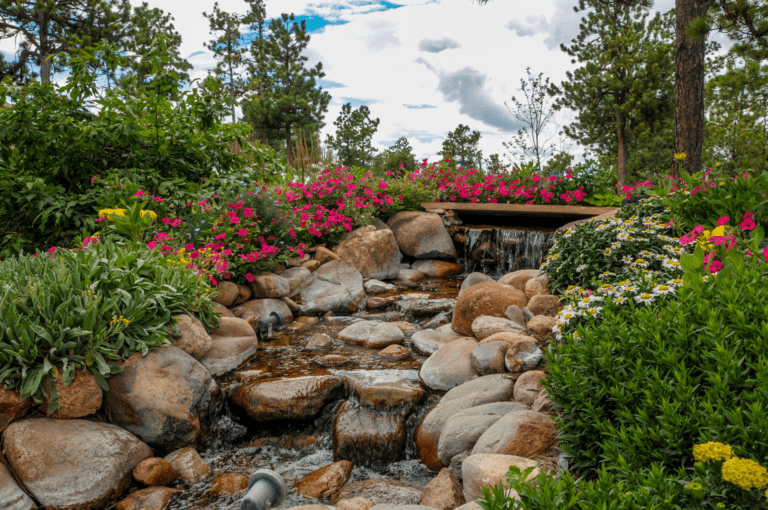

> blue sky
[2,0,693,167]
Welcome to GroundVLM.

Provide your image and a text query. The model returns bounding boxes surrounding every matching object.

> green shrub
[544,254,768,480]
[0,239,217,413]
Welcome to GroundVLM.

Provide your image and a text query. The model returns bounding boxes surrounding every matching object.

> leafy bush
[544,252,768,481]
[0,239,217,412]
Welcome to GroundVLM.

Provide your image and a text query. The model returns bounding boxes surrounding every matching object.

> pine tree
[0,0,133,83]
[241,13,331,167]
[369,137,418,176]
[326,103,380,168]
[203,2,249,123]
[549,2,675,185]
[438,124,483,171]
[244,0,269,101]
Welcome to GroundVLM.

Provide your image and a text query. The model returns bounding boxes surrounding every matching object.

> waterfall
[460,227,555,277]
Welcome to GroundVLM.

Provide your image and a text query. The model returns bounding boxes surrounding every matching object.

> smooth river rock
[386,211,457,259]
[114,487,179,510]
[410,329,465,355]
[297,278,357,315]
[410,260,464,277]
[333,228,402,280]
[233,298,294,324]
[198,334,258,376]
[504,338,542,374]
[167,313,213,360]
[330,479,421,506]
[4,418,151,510]
[437,414,504,466]
[105,345,218,454]
[313,259,366,302]
[472,410,557,458]
[461,454,540,502]
[295,460,354,500]
[419,337,479,392]
[470,341,508,375]
[452,282,528,336]
[496,270,540,292]
[231,375,343,422]
[335,369,427,414]
[471,316,526,341]
[337,321,405,348]
[364,279,398,295]
[513,370,546,405]
[0,462,36,510]
[40,369,103,419]
[441,374,515,404]
[419,468,465,510]
[459,272,495,296]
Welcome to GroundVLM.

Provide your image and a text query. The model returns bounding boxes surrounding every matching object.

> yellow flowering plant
[97,195,158,242]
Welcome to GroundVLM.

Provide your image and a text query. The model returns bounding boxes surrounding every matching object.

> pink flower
[763,246,768,264]
[237,229,249,237]
[215,233,226,240]
[185,243,195,251]
[47,246,57,254]
[230,216,240,224]
[692,225,705,235]
[162,218,172,225]
[679,235,695,246]
[95,217,106,223]
[717,216,729,226]
[147,241,158,250]
[245,273,255,282]
[172,219,182,227]
[91,175,99,184]
[741,212,756,231]
[154,197,163,203]
[134,190,145,197]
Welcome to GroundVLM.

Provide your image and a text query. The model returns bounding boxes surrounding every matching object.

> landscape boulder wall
[105,345,219,454]
[333,227,402,280]
[386,211,457,259]
[451,282,529,336]
[3,418,151,510]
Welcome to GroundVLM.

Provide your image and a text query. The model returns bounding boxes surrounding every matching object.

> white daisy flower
[623,255,633,264]
[576,264,586,273]
[604,247,613,256]
[562,229,574,238]
[612,242,621,249]
[634,293,655,304]
[618,233,629,240]
[667,278,683,286]
[654,284,674,295]
[586,307,603,316]
[640,250,653,257]
[663,259,682,270]
[613,296,627,304]
[632,258,650,268]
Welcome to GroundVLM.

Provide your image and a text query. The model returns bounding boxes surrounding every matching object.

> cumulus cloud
[417,37,461,53]
[505,0,584,50]
[506,15,548,38]
[364,19,401,52]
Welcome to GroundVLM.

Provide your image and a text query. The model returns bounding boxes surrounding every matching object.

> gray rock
[395,298,455,316]
[472,410,557,458]
[282,266,314,297]
[441,374,516,404]
[449,450,471,480]
[4,418,151,510]
[386,211,457,259]
[331,479,421,506]
[304,333,334,352]
[419,337,479,391]
[459,273,494,296]
[503,305,527,327]
[338,321,405,347]
[297,278,356,315]
[233,298,294,324]
[470,341,508,375]
[364,279,398,295]
[420,312,452,330]
[313,259,366,301]
[437,414,504,466]
[105,346,218,454]
[471,316,526,341]
[504,338,542,374]
[410,329,465,355]
[198,334,258,376]
[0,462,36,510]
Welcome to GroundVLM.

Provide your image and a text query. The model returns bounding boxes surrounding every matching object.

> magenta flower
[237,229,249,237]
[717,216,729,226]
[135,190,145,197]
[147,241,158,250]
[47,246,57,254]
[154,197,163,202]
[245,273,255,282]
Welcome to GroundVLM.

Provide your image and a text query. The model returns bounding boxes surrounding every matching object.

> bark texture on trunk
[286,124,293,167]
[616,109,629,187]
[673,0,715,177]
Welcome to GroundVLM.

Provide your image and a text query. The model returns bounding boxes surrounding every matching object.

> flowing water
[164,226,554,508]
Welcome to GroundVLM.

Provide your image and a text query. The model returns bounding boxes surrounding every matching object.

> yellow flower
[685,482,702,490]
[715,162,721,166]
[140,210,157,220]
[697,225,726,250]
[674,152,687,161]
[693,442,735,463]
[98,208,126,219]
[721,457,768,491]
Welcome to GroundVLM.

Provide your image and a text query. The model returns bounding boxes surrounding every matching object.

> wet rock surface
[333,401,407,466]
[386,211,457,259]
[330,479,421,506]
[452,282,528,336]
[337,321,405,348]
[295,460,353,500]
[419,337,479,391]
[231,375,343,423]
[115,487,179,510]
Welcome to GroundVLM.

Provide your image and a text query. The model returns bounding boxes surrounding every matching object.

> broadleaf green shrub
[0,239,217,412]
[544,254,768,480]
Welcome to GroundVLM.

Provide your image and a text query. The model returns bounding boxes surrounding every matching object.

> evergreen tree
[0,0,132,83]
[549,2,675,185]
[483,153,509,172]
[325,102,380,168]
[369,136,418,176]
[244,0,269,101]
[241,13,331,167]
[704,55,768,174]
[203,2,249,123]
[438,124,483,171]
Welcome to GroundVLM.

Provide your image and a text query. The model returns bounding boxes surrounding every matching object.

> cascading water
[460,227,555,277]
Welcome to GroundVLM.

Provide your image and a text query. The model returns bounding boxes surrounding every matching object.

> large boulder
[4,418,151,510]
[527,294,562,316]
[330,479,421,506]
[282,267,314,297]
[0,388,31,434]
[333,401,406,466]
[452,282,528,336]
[437,414,505,466]
[167,313,213,360]
[211,281,239,307]
[313,260,365,302]
[472,410,557,458]
[296,278,357,315]
[459,273,494,296]
[333,228,402,280]
[337,321,405,348]
[198,334,258,376]
[386,211,457,259]
[410,330,465,355]
[419,337,479,391]
[0,462,36,510]
[496,270,540,293]
[231,375,343,422]
[461,454,540,502]
[471,316,525,341]
[337,369,427,414]
[249,273,291,298]
[524,275,551,299]
[211,316,255,338]
[410,260,464,277]
[105,346,218,454]
[232,298,294,323]
[40,369,103,419]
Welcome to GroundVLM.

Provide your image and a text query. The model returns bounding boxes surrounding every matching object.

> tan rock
[524,275,551,299]
[503,305,527,327]
[366,296,399,310]
[419,337,479,391]
[330,479,421,506]
[41,369,103,419]
[209,472,249,497]
[514,370,546,405]
[461,453,539,501]
[167,313,213,360]
[471,316,526,341]
[504,338,543,374]
[451,282,528,336]
[396,269,425,283]
[164,447,209,482]
[315,246,342,265]
[250,273,291,298]
[377,344,410,360]
[526,315,557,340]
[115,487,178,510]
[0,461,36,510]
[212,316,256,337]
[295,460,354,500]
[0,388,32,433]
[386,211,457,259]
[283,296,300,312]
[133,457,178,486]
[477,332,536,347]
[303,260,322,271]
[235,284,252,306]
[497,270,540,292]
[336,497,374,510]
[472,410,557,458]
[419,468,465,510]
[337,321,405,348]
[232,298,294,324]
[231,375,343,422]
[531,390,554,413]
[316,354,351,366]
[391,321,418,335]
[527,294,562,316]
[333,402,406,464]
[410,260,464,277]
[333,229,402,280]
[213,305,236,318]
[212,281,239,307]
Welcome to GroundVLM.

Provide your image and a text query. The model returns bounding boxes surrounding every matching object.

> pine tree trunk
[673,0,715,177]
[38,9,51,84]
[286,124,293,167]
[616,109,629,187]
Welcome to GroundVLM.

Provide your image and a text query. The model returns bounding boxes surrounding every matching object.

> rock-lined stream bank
[0,211,570,510]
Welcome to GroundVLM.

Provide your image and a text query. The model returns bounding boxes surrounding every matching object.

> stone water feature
[0,207,613,510]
